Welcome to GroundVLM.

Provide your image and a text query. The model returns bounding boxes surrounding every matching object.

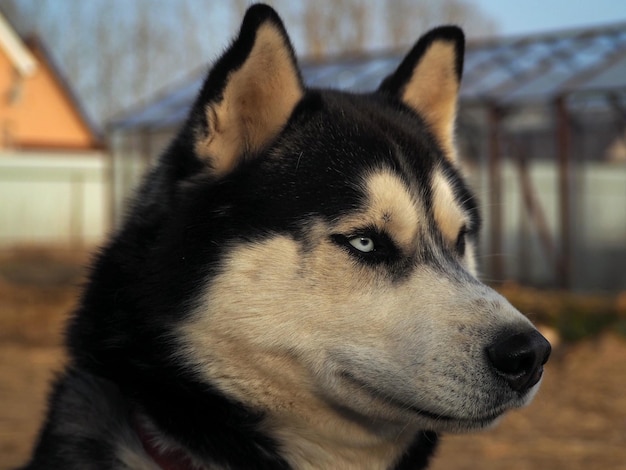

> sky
[471,0,626,36]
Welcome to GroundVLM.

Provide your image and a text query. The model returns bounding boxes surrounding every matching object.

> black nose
[486,329,551,393]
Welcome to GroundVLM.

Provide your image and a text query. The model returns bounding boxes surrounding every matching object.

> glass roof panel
[110,23,626,131]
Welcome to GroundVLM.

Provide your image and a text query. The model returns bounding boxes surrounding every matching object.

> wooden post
[555,96,572,289]
[488,105,504,282]
[69,172,84,248]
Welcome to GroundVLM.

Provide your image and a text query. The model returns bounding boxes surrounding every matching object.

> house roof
[0,12,37,77]
[109,22,626,132]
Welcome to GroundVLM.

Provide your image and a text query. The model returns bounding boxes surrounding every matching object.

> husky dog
[22,4,550,470]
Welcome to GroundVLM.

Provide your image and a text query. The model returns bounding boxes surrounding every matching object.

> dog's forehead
[332,168,421,247]
[278,91,440,176]
[255,90,471,239]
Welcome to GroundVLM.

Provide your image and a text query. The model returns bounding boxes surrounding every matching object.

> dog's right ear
[189,4,304,177]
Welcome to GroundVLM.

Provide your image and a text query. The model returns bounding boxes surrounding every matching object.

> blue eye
[348,237,375,253]
[331,231,399,265]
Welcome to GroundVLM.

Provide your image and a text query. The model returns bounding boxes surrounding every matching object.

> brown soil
[1,249,625,469]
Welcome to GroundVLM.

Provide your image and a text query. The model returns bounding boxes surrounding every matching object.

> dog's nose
[486,330,551,393]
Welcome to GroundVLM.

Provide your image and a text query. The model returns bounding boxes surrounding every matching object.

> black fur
[394,432,439,470]
[22,4,471,469]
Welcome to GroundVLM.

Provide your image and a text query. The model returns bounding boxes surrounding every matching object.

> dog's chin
[335,371,542,434]
[436,382,545,433]
[425,412,505,433]
[403,403,508,433]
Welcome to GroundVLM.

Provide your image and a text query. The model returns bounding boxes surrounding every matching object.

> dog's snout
[486,330,551,393]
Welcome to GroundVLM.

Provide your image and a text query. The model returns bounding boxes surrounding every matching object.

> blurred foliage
[498,282,626,342]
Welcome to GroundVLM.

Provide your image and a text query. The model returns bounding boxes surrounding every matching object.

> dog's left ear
[191,4,304,177]
[379,26,464,162]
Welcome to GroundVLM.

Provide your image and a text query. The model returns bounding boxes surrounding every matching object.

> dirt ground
[1,249,626,469]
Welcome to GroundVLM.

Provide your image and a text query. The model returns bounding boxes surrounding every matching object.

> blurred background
[0,1,625,469]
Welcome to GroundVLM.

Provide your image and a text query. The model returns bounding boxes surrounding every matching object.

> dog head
[78,4,550,462]
[166,5,551,435]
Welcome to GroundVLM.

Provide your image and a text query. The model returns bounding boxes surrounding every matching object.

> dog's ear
[379,27,464,162]
[190,4,304,177]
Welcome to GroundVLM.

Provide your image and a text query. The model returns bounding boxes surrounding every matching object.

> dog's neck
[133,409,438,470]
[262,409,437,469]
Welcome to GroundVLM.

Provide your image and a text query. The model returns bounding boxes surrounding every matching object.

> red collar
[133,414,198,470]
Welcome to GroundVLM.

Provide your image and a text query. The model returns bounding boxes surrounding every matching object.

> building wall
[0,151,108,247]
